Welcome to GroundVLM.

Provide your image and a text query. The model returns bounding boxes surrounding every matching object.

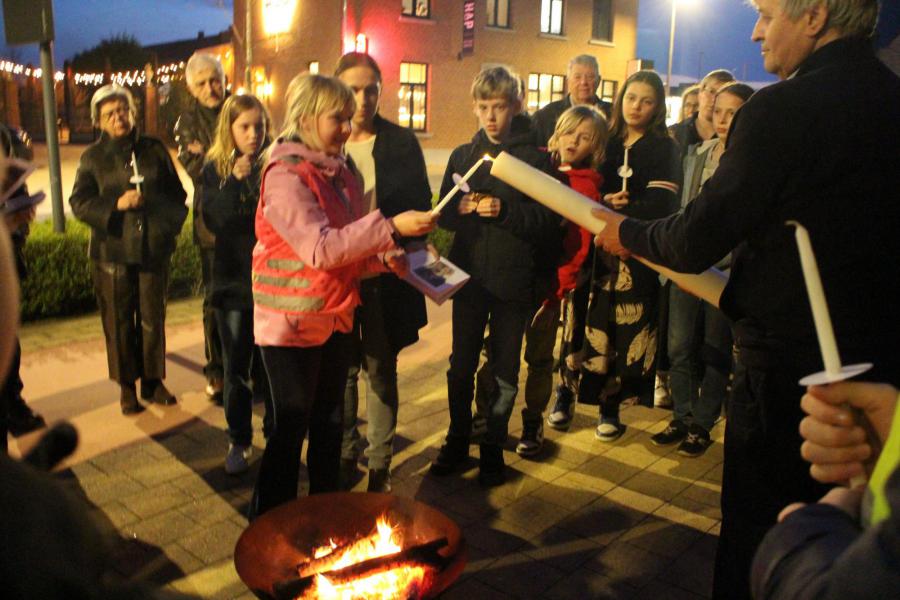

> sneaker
[429,436,470,476]
[654,373,672,408]
[595,420,626,442]
[470,413,487,444]
[478,443,505,487]
[677,424,712,458]
[206,378,224,405]
[516,420,544,457]
[225,444,252,475]
[547,386,575,430]
[650,419,688,446]
[367,468,392,493]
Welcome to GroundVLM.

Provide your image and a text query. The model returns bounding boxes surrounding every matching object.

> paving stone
[163,542,206,575]
[475,551,566,598]
[656,532,718,598]
[585,540,676,588]
[170,472,219,500]
[671,487,723,521]
[580,453,642,487]
[91,445,159,475]
[543,567,639,600]
[603,485,667,516]
[78,473,147,506]
[437,574,515,599]
[178,520,246,565]
[523,525,603,573]
[654,501,720,534]
[178,493,241,526]
[529,472,605,511]
[556,495,651,547]
[464,515,531,556]
[120,482,194,519]
[619,468,693,502]
[496,493,573,535]
[126,508,200,547]
[701,462,723,484]
[128,459,197,488]
[632,578,709,600]
[168,558,247,600]
[97,500,142,529]
[619,515,706,558]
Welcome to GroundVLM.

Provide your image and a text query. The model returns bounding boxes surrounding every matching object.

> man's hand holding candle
[590,207,629,259]
[116,189,143,211]
[457,193,479,215]
[475,195,500,218]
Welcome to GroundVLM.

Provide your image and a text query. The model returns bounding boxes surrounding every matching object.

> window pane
[528,73,538,89]
[399,62,427,131]
[540,0,551,33]
[402,0,414,16]
[400,62,409,82]
[592,0,613,41]
[498,0,509,27]
[550,0,563,34]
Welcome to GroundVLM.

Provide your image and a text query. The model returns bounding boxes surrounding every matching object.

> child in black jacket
[429,66,560,486]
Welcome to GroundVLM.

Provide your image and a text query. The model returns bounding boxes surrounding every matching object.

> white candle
[618,145,632,193]
[491,151,728,307]
[788,221,841,376]
[130,151,144,194]
[432,154,492,215]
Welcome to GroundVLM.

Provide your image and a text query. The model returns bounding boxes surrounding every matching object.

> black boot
[120,384,144,415]
[367,468,392,493]
[7,404,46,436]
[478,443,505,487]
[429,435,470,476]
[141,379,177,405]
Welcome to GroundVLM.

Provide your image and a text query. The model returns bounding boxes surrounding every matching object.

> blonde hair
[207,94,272,179]
[548,105,609,169]
[471,66,519,103]
[275,73,355,153]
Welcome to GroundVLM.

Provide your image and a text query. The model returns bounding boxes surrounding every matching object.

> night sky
[1,1,897,84]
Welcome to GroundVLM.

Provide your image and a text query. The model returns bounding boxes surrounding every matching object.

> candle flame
[482,154,493,161]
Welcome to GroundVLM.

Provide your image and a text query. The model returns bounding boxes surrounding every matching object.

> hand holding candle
[432,154,493,215]
[130,151,144,194]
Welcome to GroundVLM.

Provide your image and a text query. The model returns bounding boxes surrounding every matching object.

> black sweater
[200,158,263,311]
[437,129,561,303]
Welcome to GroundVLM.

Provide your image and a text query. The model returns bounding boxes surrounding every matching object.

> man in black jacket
[174,53,226,403]
[592,1,899,597]
[531,54,611,146]
[335,54,432,493]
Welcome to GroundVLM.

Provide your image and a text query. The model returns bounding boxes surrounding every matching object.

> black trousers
[92,261,168,384]
[250,333,351,520]
[713,326,829,600]
[200,247,223,381]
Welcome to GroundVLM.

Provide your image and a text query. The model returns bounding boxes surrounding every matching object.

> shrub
[20,210,201,321]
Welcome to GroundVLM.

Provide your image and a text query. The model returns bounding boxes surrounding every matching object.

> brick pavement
[11,298,722,599]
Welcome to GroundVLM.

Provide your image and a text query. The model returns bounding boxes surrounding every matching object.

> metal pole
[245,0,252,90]
[39,39,64,233]
[666,0,677,97]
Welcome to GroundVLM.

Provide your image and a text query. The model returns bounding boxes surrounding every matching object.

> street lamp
[666,0,694,97]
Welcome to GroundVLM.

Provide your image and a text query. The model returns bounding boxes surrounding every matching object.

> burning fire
[297,516,432,600]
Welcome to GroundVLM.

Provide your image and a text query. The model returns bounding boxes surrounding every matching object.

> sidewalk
[11,298,722,599]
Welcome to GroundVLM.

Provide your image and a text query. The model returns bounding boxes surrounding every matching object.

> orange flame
[298,516,432,600]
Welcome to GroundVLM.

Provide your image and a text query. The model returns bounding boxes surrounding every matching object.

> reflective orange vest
[252,156,366,317]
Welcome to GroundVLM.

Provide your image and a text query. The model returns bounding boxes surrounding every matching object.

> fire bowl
[234,492,467,599]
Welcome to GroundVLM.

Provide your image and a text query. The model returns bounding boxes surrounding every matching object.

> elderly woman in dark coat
[70,85,187,414]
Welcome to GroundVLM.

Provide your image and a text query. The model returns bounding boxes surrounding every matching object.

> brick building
[233,0,640,151]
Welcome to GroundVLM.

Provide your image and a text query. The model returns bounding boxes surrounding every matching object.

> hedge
[19,206,454,322]
[20,210,201,322]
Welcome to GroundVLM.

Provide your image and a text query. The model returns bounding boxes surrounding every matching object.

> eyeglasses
[99,106,130,122]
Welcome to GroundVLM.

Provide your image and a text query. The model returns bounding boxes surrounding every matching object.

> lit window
[487,0,510,28]
[592,0,613,42]
[601,80,618,104]
[540,0,564,35]
[308,61,319,74]
[402,0,431,18]
[399,62,428,131]
[527,72,566,112]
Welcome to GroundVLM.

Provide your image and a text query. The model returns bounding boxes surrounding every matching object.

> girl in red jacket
[520,105,609,452]
[249,74,435,519]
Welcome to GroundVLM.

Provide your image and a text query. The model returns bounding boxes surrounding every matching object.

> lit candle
[787,221,841,376]
[130,151,144,194]
[431,154,493,215]
[618,145,633,193]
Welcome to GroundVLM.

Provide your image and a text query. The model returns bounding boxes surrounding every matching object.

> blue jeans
[667,285,733,432]
[215,309,255,447]
[447,281,532,447]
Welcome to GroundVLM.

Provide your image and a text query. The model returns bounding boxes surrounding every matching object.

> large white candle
[490,151,728,308]
[788,221,842,376]
[130,151,144,194]
[432,155,492,215]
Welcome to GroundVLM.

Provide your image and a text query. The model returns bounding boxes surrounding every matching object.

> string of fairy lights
[0,58,186,86]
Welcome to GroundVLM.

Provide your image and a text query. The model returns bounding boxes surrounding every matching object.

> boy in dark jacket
[429,66,560,486]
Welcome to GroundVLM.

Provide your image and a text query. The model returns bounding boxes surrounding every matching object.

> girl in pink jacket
[249,74,435,519]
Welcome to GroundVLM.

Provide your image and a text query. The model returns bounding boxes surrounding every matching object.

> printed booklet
[402,248,470,305]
